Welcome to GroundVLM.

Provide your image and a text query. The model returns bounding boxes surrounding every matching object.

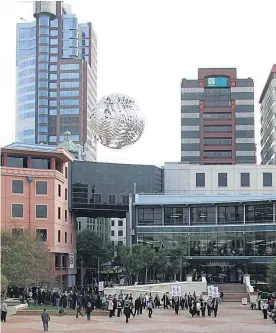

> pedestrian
[117,298,123,317]
[213,298,219,318]
[148,299,153,318]
[86,301,92,320]
[174,296,180,315]
[263,302,268,319]
[135,297,141,316]
[108,296,114,318]
[41,309,50,332]
[1,302,8,322]
[76,299,84,318]
[123,300,131,323]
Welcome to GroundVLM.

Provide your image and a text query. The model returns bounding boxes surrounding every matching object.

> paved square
[2,303,275,332]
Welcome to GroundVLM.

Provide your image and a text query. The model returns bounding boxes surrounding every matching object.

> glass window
[111,230,115,236]
[138,208,162,225]
[50,30,58,36]
[39,36,49,44]
[38,90,48,97]
[218,205,244,224]
[218,173,227,187]
[65,231,67,243]
[60,99,79,106]
[7,156,27,168]
[39,108,48,115]
[204,138,232,146]
[31,158,50,169]
[203,112,232,120]
[241,173,250,187]
[204,125,232,133]
[51,19,58,27]
[49,109,57,115]
[60,64,80,71]
[118,219,123,226]
[60,90,79,97]
[60,81,80,88]
[58,207,61,219]
[59,108,79,115]
[50,47,58,54]
[36,229,47,241]
[50,82,57,89]
[65,188,68,200]
[263,173,272,187]
[50,56,58,62]
[36,205,47,218]
[60,72,80,79]
[58,230,61,242]
[49,74,57,80]
[39,116,48,124]
[164,207,189,225]
[245,204,273,223]
[65,210,67,222]
[196,173,205,187]
[111,220,115,226]
[190,206,216,225]
[204,151,232,158]
[12,180,23,194]
[50,65,57,71]
[49,100,56,106]
[49,136,57,142]
[39,16,50,26]
[50,38,58,45]
[49,91,57,97]
[39,54,48,61]
[58,184,61,197]
[118,230,123,237]
[39,72,48,80]
[39,99,48,106]
[108,194,116,205]
[38,81,48,88]
[12,204,23,218]
[36,181,47,195]
[39,45,49,52]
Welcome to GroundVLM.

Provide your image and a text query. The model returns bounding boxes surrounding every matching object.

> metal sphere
[90,94,145,149]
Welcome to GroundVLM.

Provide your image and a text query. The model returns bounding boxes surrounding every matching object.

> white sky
[1,0,275,166]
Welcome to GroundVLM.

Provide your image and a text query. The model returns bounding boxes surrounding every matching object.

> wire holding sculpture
[90,94,145,149]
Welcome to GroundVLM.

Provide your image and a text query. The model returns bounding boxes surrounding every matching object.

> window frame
[218,173,228,187]
[35,204,48,219]
[35,180,48,195]
[36,228,48,242]
[11,179,24,194]
[240,172,250,187]
[196,173,205,187]
[263,172,272,187]
[11,203,24,218]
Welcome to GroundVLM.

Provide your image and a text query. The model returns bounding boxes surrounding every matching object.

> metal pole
[80,257,84,287]
[97,258,100,284]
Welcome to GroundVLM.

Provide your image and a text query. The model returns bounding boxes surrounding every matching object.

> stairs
[214,284,249,302]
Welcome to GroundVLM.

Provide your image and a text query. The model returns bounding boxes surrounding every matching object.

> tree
[1,230,51,288]
[139,245,156,284]
[268,259,276,292]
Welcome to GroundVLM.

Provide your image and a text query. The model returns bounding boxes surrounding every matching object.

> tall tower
[181,68,256,164]
[16,1,97,161]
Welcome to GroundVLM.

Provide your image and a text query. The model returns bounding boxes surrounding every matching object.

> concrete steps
[208,284,249,303]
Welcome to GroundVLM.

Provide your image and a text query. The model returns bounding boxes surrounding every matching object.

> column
[27,156,32,168]
[3,153,8,166]
[273,203,275,223]
[50,157,56,170]
[161,206,164,225]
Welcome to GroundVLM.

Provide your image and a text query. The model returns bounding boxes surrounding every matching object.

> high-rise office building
[16,1,97,161]
[181,68,256,165]
[260,65,276,165]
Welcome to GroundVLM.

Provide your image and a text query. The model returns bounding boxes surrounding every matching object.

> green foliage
[77,230,112,266]
[1,274,9,292]
[1,230,51,287]
[268,259,276,292]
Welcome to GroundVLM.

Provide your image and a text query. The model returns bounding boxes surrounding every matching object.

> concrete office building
[164,163,276,195]
[181,68,256,164]
[16,1,97,161]
[110,218,127,246]
[260,65,276,165]
[1,143,77,288]
[77,217,111,244]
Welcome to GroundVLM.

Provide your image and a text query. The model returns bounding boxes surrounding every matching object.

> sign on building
[207,285,214,297]
[171,285,181,297]
[69,253,74,269]
[99,281,104,292]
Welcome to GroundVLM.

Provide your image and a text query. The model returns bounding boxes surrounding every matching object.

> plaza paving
[2,303,275,333]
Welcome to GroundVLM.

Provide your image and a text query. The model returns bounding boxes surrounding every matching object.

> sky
[1,0,275,166]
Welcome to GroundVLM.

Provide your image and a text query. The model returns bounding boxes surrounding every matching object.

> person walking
[123,300,131,323]
[148,299,153,318]
[108,296,114,318]
[174,296,180,315]
[1,302,8,322]
[135,297,141,316]
[117,298,123,317]
[76,299,84,318]
[213,298,219,318]
[86,301,92,320]
[263,302,268,319]
[41,309,50,332]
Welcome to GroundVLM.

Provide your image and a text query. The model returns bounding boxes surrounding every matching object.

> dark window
[123,195,129,205]
[164,207,189,225]
[65,210,67,222]
[218,205,244,224]
[36,229,47,241]
[58,230,61,242]
[245,204,273,223]
[62,254,67,269]
[204,151,232,158]
[55,254,60,269]
[65,232,67,243]
[36,181,47,194]
[91,193,102,204]
[218,173,227,187]
[118,241,123,246]
[204,87,231,107]
[138,208,163,225]
[203,112,232,120]
[111,230,115,236]
[204,125,232,133]
[12,228,24,238]
[31,158,50,169]
[263,172,272,187]
[12,180,23,194]
[71,233,73,244]
[111,220,115,226]
[12,204,23,218]
[204,138,232,146]
[190,206,216,225]
[65,188,68,200]
[109,194,116,205]
[65,167,68,179]
[118,219,123,227]
[241,173,250,187]
[58,184,61,197]
[7,156,28,168]
[36,204,47,218]
[58,207,61,219]
[118,230,123,237]
[196,173,205,187]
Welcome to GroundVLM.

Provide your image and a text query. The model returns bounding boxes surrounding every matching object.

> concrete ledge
[16,310,108,316]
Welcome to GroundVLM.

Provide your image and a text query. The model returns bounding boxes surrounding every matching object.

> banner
[171,285,181,297]
[69,253,74,269]
[98,281,104,291]
[207,285,214,297]
[212,286,219,298]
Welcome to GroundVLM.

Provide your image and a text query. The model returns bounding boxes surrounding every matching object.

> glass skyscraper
[16,1,97,161]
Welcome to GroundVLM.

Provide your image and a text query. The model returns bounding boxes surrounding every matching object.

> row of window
[111,230,124,237]
[138,203,274,225]
[111,219,124,227]
[204,125,232,133]
[39,99,80,107]
[203,112,232,120]
[203,151,232,158]
[71,191,130,205]
[49,108,80,115]
[195,172,273,187]
[204,138,232,145]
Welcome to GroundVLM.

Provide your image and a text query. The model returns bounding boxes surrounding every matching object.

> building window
[12,204,23,218]
[111,220,115,226]
[139,208,163,225]
[65,167,68,179]
[118,241,123,246]
[118,219,123,227]
[263,172,272,187]
[58,184,61,197]
[55,254,60,269]
[12,180,24,194]
[196,173,205,187]
[65,232,67,244]
[12,228,24,238]
[65,188,68,200]
[190,206,216,225]
[241,173,250,187]
[58,230,61,242]
[218,173,227,187]
[62,254,67,269]
[118,230,123,237]
[36,229,47,241]
[36,205,47,218]
[217,205,244,224]
[204,125,232,133]
[71,233,73,244]
[58,207,61,219]
[203,112,232,120]
[36,181,47,195]
[65,210,67,222]
[123,195,129,205]
[111,230,115,236]
[109,194,116,205]
[204,138,232,146]
[245,204,273,223]
[204,151,232,158]
[91,193,101,204]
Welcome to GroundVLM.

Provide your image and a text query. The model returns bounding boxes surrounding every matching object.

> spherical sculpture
[90,94,145,149]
